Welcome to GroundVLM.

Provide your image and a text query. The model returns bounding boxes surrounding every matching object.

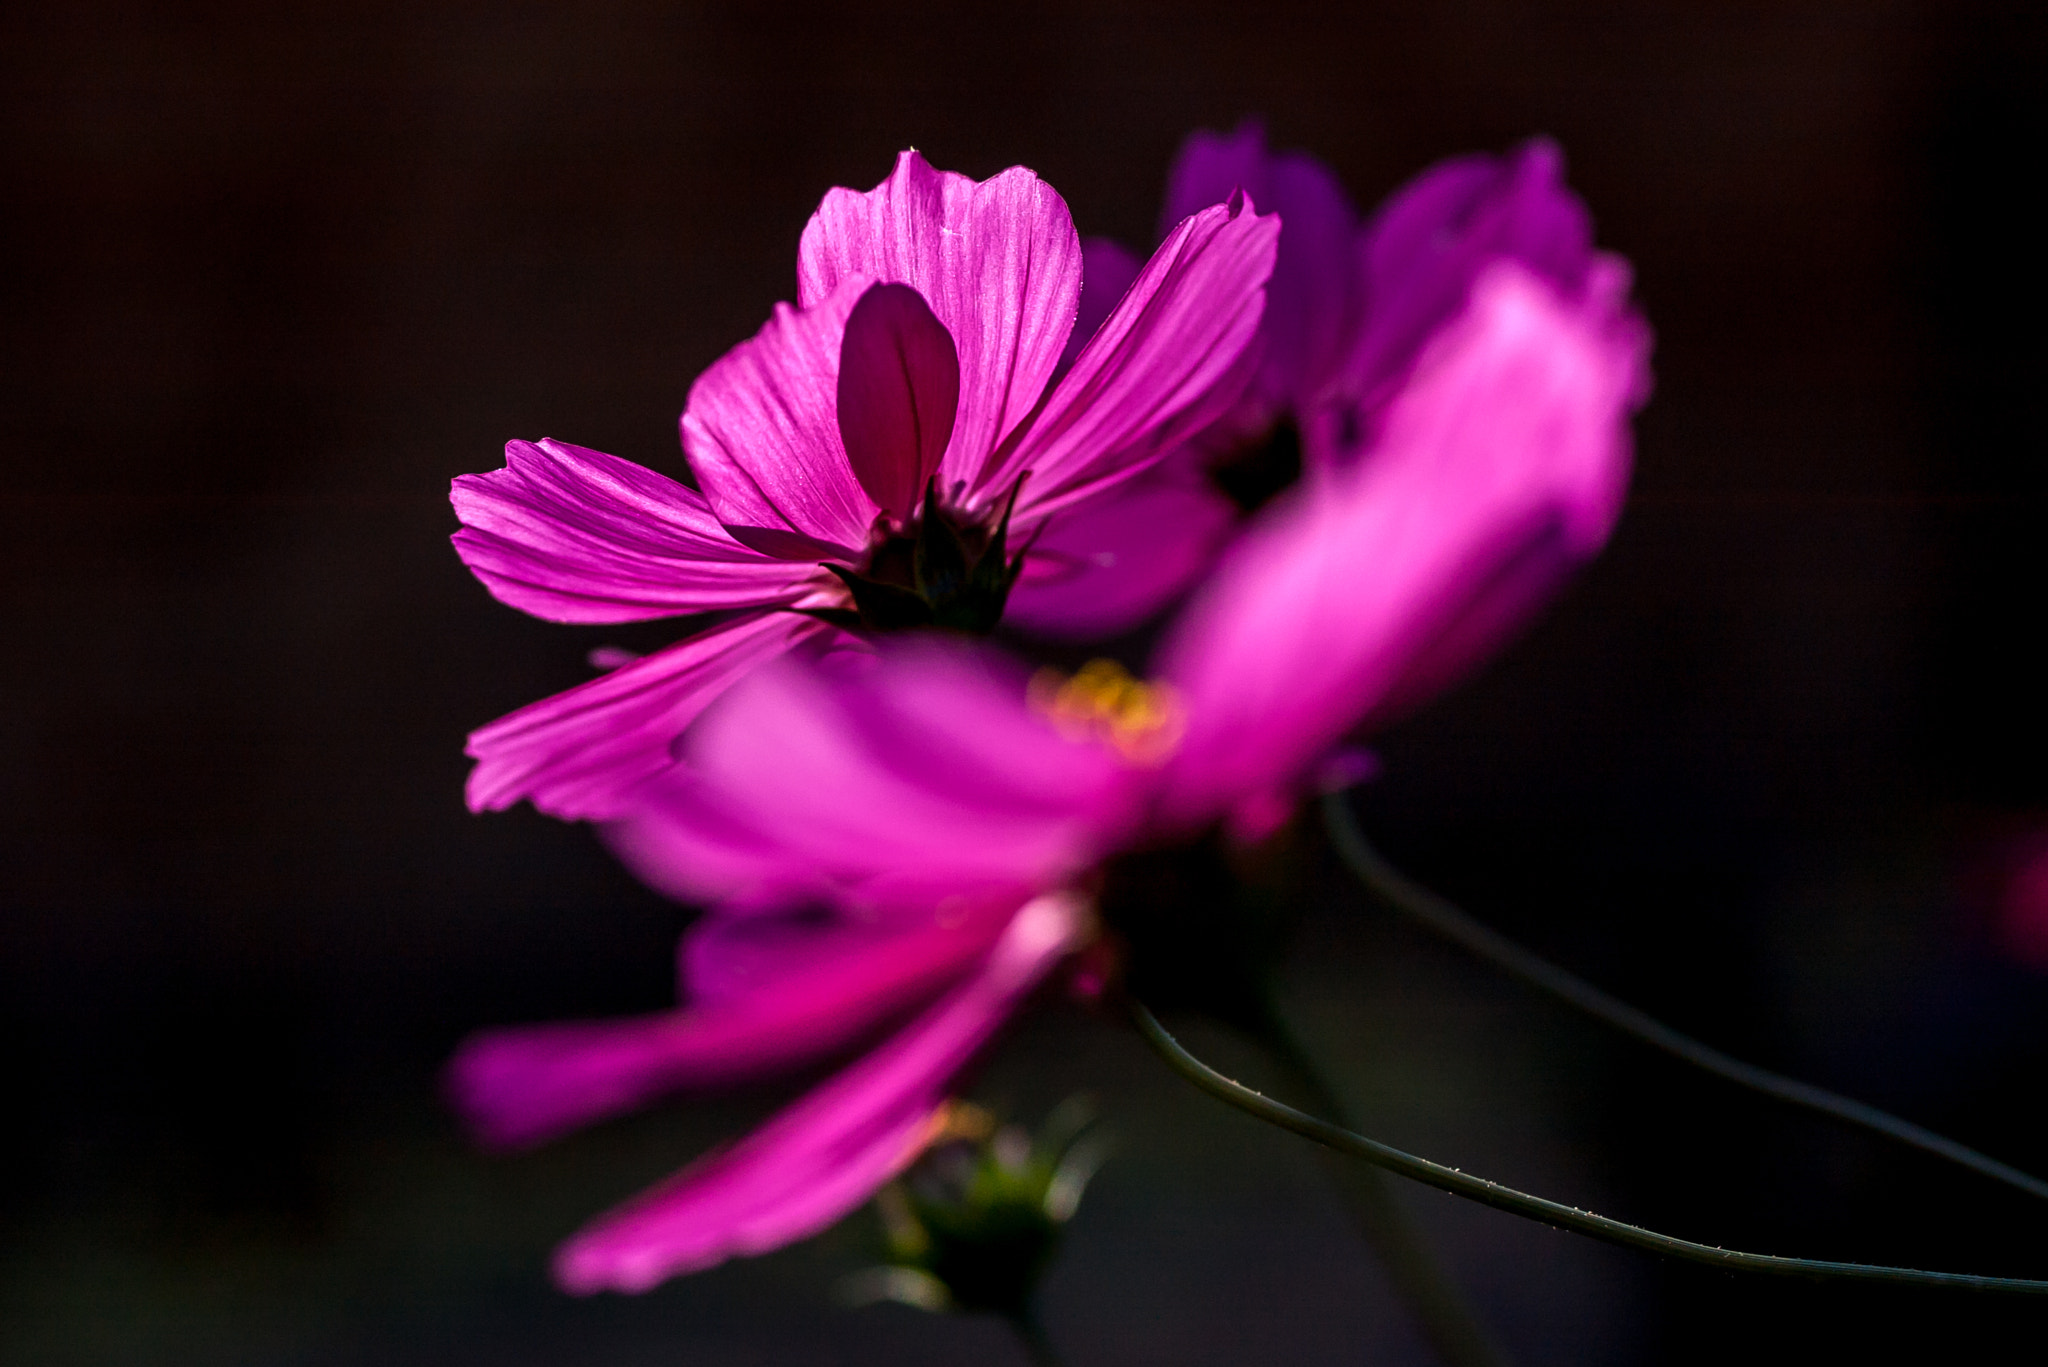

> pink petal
[1317,140,1604,461]
[444,910,1005,1150]
[798,151,1083,499]
[1163,122,1363,422]
[1055,236,1145,376]
[678,905,1003,1007]
[602,764,842,912]
[1005,465,1238,640]
[835,282,961,522]
[450,439,820,623]
[552,891,1087,1292]
[1155,263,1650,831]
[464,609,834,820]
[680,277,882,560]
[988,193,1280,524]
[679,641,1142,908]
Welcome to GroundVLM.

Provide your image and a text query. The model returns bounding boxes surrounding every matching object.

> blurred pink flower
[1012,123,1614,637]
[451,150,1278,820]
[1148,124,1602,459]
[452,257,1649,1292]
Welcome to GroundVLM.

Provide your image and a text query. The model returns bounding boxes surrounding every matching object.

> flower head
[450,254,1647,1293]
[451,151,1278,819]
[447,136,1648,1299]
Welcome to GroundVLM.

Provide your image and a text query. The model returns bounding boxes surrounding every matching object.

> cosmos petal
[444,911,1006,1150]
[551,892,1086,1292]
[799,151,1082,494]
[835,282,961,522]
[1055,236,1145,376]
[681,278,881,560]
[989,193,1280,523]
[677,641,1142,908]
[1005,465,1238,640]
[1155,263,1649,831]
[1163,122,1363,420]
[464,609,835,820]
[1318,140,1604,462]
[451,439,817,622]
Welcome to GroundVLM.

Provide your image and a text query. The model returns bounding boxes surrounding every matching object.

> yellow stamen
[932,1098,999,1144]
[1027,659,1186,765]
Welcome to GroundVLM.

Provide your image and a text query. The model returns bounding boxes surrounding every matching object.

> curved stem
[1133,1000,2048,1294]
[1252,1011,1507,1367]
[1320,791,2048,1205]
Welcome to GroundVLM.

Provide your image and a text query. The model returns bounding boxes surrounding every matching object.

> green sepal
[823,563,934,631]
[966,475,1025,603]
[785,605,864,632]
[913,479,970,604]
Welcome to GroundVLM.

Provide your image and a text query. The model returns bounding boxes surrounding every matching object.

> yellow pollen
[932,1098,998,1144]
[1028,659,1186,765]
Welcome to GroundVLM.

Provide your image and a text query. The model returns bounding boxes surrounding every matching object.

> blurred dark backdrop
[4,2,2046,1362]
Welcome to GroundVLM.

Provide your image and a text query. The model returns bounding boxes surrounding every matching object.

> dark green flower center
[809,478,1027,635]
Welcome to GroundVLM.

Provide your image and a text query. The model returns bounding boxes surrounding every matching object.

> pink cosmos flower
[450,256,1650,1293]
[1009,123,1609,636]
[452,151,1279,820]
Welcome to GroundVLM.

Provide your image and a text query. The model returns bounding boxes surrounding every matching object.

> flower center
[812,478,1026,635]
[1028,659,1185,765]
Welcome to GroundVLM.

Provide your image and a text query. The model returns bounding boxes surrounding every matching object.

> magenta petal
[551,892,1086,1292]
[679,905,1005,1008]
[835,283,961,522]
[464,609,832,820]
[1055,236,1145,376]
[603,764,841,912]
[681,641,1142,908]
[1155,264,1649,831]
[445,912,1004,1150]
[681,277,882,560]
[990,193,1280,522]
[1005,466,1238,640]
[1163,122,1363,419]
[799,151,1082,498]
[1331,140,1602,450]
[450,439,819,623]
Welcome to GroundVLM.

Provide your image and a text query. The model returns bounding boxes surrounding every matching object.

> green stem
[1252,1011,1508,1367]
[1319,791,2048,1204]
[1133,999,2048,1294]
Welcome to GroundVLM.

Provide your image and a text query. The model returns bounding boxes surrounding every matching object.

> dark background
[4,2,2046,1362]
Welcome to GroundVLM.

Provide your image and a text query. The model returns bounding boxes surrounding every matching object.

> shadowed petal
[836,283,961,522]
[679,641,1141,907]
[601,765,840,913]
[451,439,819,623]
[444,910,1007,1150]
[552,891,1087,1292]
[1319,140,1604,461]
[1164,122,1363,421]
[1005,466,1238,640]
[798,151,1083,494]
[682,277,881,560]
[1156,264,1649,833]
[464,609,835,820]
[987,194,1280,522]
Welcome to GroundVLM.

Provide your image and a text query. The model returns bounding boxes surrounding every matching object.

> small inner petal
[836,283,962,523]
